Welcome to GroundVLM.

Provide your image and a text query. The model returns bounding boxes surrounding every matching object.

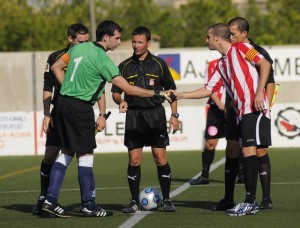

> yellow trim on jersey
[146,74,159,78]
[152,57,163,75]
[127,74,138,79]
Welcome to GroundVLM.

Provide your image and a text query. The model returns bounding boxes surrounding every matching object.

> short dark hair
[67,23,89,40]
[132,26,151,41]
[208,23,231,42]
[96,20,123,41]
[227,17,250,33]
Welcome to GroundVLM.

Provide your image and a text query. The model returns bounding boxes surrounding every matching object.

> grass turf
[0,148,299,227]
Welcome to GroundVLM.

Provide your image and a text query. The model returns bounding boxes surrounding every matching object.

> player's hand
[254,91,265,111]
[153,90,176,103]
[169,117,180,134]
[168,90,179,101]
[95,116,106,133]
[217,103,225,112]
[119,101,128,113]
[158,91,176,103]
[162,91,173,103]
[43,115,52,134]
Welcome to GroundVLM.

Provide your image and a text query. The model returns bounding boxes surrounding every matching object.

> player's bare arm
[112,92,128,113]
[43,91,53,134]
[254,58,271,111]
[111,76,174,102]
[170,87,213,100]
[169,100,180,134]
[51,58,68,85]
[96,93,107,132]
[211,92,225,111]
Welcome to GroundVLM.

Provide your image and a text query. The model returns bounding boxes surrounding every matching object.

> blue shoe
[226,201,259,216]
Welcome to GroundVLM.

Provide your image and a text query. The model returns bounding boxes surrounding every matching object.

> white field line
[1,156,299,227]
[0,181,298,194]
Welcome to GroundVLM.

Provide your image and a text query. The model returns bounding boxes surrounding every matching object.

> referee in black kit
[111,26,179,213]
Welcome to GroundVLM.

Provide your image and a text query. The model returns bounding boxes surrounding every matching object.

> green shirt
[60,42,119,104]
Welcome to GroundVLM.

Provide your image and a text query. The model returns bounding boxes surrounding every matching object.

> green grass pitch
[0,148,299,227]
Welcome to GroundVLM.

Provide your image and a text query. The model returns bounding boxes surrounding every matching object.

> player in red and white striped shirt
[206,42,270,123]
[228,16,274,210]
[172,23,271,216]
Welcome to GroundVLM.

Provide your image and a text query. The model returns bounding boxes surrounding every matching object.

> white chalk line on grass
[1,181,298,194]
[118,157,225,228]
[1,155,299,227]
[1,180,299,194]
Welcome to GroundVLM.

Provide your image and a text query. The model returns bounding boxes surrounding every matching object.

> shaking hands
[153,90,177,103]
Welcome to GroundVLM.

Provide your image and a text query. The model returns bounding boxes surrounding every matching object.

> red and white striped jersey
[204,58,226,105]
[205,42,270,123]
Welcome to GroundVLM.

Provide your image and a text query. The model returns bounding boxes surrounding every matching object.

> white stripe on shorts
[255,112,263,145]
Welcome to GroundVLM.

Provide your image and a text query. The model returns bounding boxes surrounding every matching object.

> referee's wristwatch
[171,113,179,118]
[99,113,107,118]
[99,111,111,120]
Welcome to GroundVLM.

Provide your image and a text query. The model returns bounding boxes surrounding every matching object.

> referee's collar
[132,51,152,63]
[93,42,106,51]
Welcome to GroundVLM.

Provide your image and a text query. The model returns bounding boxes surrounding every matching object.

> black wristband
[153,90,164,97]
[153,90,161,98]
[171,113,179,118]
[99,111,111,120]
[99,113,107,118]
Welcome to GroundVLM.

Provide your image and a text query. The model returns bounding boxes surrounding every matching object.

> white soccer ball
[139,187,163,211]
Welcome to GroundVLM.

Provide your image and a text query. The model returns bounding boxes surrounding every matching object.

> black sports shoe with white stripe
[82,206,113,217]
[42,200,70,218]
[122,200,141,213]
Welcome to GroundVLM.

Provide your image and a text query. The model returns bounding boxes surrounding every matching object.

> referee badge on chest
[149,79,155,86]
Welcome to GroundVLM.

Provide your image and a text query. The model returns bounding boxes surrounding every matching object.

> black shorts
[225,104,240,142]
[45,106,62,147]
[56,96,96,154]
[124,105,169,150]
[240,112,271,148]
[204,104,226,139]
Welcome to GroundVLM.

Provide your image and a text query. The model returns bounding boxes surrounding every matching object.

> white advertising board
[1,103,300,156]
[268,46,300,82]
[270,104,300,146]
[0,112,35,155]
[156,45,300,84]
[93,106,207,153]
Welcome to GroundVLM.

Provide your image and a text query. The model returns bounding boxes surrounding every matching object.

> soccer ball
[139,187,162,211]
